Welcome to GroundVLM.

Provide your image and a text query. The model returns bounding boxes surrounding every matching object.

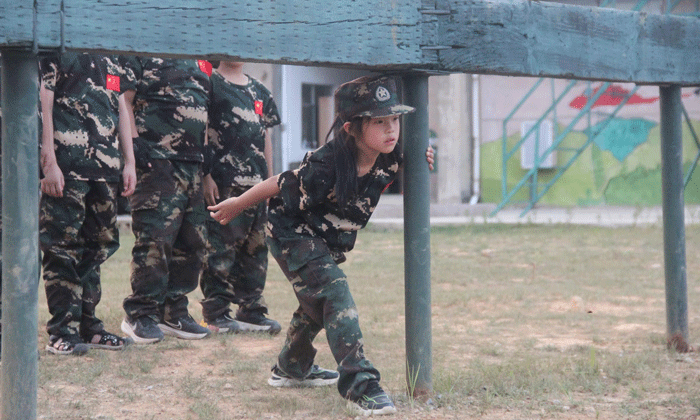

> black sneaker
[158,314,211,340]
[347,380,397,416]
[268,364,339,387]
[205,313,242,334]
[121,315,164,344]
[235,309,282,335]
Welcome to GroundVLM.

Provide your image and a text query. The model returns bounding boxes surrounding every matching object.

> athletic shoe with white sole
[204,313,243,334]
[235,309,282,335]
[268,364,339,387]
[158,314,211,340]
[347,380,397,416]
[121,315,164,344]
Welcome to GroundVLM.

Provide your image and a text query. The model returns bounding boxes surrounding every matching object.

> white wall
[279,65,370,171]
[428,73,472,203]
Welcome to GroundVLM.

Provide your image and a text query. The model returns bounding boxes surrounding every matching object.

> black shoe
[158,314,210,340]
[205,312,242,334]
[121,315,164,344]
[235,309,282,335]
[268,364,339,387]
[347,380,397,416]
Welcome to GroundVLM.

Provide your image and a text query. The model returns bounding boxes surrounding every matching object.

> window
[520,120,555,169]
[301,84,333,149]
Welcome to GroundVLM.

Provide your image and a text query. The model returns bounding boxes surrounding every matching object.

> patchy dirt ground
[13,225,700,419]
[30,295,700,420]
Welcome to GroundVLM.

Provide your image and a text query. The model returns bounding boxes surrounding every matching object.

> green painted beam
[434,0,700,84]
[1,0,700,84]
[2,0,422,68]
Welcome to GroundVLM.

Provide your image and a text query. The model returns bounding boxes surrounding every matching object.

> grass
[19,223,700,418]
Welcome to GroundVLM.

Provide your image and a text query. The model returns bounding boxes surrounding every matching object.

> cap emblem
[375,86,391,102]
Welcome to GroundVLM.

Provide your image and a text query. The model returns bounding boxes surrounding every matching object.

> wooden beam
[2,0,422,68]
[429,0,700,85]
[1,0,699,84]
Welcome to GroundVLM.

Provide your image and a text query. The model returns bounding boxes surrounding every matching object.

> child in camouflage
[120,57,213,343]
[200,61,281,335]
[209,75,434,416]
[39,52,136,355]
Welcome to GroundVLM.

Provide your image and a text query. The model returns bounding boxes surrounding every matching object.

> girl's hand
[208,196,242,225]
[426,146,435,171]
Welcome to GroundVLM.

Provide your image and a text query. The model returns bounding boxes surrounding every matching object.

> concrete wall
[428,74,473,204]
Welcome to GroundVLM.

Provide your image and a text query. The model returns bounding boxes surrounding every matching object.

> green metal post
[659,85,690,352]
[1,49,40,419]
[401,73,432,396]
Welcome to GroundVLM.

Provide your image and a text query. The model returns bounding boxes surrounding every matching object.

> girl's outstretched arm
[208,174,281,225]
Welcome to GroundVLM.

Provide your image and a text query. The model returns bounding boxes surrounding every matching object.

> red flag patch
[254,100,263,115]
[106,74,120,92]
[198,60,212,77]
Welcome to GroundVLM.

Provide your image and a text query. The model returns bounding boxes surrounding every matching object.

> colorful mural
[481,118,700,207]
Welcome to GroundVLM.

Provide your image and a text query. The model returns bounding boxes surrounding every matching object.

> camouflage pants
[269,248,381,400]
[123,159,207,322]
[200,185,269,321]
[40,180,119,338]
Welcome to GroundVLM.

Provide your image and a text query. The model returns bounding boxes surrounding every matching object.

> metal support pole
[1,49,40,419]
[659,85,690,352]
[401,73,432,396]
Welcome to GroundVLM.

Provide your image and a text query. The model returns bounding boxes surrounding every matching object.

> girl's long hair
[327,116,401,210]
[329,116,360,209]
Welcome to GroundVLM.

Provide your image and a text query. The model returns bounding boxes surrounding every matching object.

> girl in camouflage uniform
[209,75,434,416]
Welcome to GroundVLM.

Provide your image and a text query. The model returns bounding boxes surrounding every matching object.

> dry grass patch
[19,223,700,419]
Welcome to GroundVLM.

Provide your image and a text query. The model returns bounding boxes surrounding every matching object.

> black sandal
[46,335,90,356]
[83,330,130,350]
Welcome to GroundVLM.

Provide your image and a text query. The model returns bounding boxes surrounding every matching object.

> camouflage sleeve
[117,55,138,92]
[277,151,335,213]
[127,56,144,92]
[263,91,281,128]
[40,56,59,92]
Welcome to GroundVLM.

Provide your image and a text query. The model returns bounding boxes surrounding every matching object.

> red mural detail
[569,84,659,109]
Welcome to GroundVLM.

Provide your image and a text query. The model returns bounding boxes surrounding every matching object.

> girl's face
[351,115,401,155]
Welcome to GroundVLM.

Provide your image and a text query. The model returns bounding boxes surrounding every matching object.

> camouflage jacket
[267,139,401,271]
[41,53,130,182]
[123,57,211,162]
[206,72,280,188]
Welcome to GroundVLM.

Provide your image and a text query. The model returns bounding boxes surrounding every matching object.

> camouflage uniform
[39,53,129,339]
[200,72,280,321]
[121,58,211,322]
[267,139,401,400]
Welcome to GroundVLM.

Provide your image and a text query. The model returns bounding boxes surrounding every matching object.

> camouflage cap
[334,75,415,122]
